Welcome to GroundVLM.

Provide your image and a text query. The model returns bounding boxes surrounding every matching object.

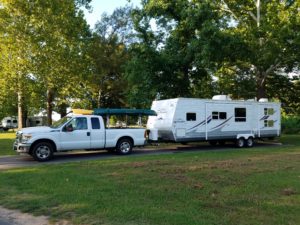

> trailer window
[219,112,227,120]
[91,117,100,129]
[212,112,219,120]
[235,108,246,122]
[264,108,274,115]
[264,120,274,127]
[212,112,227,120]
[186,113,196,121]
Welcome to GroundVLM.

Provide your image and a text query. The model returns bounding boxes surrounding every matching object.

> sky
[83,0,141,29]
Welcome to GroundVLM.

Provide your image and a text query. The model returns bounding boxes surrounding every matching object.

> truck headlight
[21,134,32,143]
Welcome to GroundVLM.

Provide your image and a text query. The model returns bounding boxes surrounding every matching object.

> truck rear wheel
[116,138,133,155]
[31,142,54,162]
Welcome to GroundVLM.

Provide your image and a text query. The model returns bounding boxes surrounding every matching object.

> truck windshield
[50,117,71,129]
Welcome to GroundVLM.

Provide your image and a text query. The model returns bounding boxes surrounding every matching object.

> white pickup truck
[14,114,146,161]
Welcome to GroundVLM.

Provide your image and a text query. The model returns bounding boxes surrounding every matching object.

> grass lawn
[0,135,299,225]
[0,132,16,156]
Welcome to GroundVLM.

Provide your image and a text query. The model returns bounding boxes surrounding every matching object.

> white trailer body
[147,97,281,144]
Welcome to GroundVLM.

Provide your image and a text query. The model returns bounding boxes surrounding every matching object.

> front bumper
[13,141,31,153]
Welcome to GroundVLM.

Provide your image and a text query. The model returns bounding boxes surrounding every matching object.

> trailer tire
[235,138,245,148]
[246,137,254,148]
[116,138,133,155]
[31,142,54,162]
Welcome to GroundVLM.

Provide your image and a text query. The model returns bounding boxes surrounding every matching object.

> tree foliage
[1,0,300,123]
[0,0,91,126]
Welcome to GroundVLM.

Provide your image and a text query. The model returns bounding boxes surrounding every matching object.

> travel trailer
[0,117,18,131]
[147,96,281,147]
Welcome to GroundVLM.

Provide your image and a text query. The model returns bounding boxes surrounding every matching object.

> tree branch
[220,0,239,21]
[248,11,257,22]
[266,60,281,75]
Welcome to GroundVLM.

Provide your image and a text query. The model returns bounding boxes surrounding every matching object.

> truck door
[60,117,91,150]
[90,117,105,149]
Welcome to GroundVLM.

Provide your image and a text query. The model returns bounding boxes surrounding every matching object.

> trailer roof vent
[259,98,268,102]
[212,95,232,101]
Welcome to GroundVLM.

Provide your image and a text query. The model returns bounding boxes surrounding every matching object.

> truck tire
[235,138,245,148]
[246,137,254,147]
[116,138,133,155]
[31,142,54,162]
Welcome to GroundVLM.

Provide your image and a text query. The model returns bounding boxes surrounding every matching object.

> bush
[281,115,300,134]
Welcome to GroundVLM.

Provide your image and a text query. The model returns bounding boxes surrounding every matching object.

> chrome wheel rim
[36,145,50,159]
[247,138,253,147]
[238,139,244,147]
[120,142,130,153]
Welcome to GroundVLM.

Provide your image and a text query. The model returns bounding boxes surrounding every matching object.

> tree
[0,0,36,127]
[126,0,223,107]
[86,6,135,108]
[0,0,92,126]
[217,0,300,99]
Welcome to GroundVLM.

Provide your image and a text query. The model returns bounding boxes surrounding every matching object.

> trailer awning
[93,108,157,116]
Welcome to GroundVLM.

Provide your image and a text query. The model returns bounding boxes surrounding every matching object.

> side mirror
[65,124,73,132]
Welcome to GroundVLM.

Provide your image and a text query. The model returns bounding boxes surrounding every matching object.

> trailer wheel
[246,137,254,148]
[235,138,245,148]
[116,138,133,155]
[31,142,54,162]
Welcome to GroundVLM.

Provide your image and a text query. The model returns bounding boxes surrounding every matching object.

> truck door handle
[87,132,90,136]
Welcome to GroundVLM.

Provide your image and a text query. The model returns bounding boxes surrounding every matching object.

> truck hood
[20,126,56,134]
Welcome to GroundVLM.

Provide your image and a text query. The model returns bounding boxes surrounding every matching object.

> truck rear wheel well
[30,139,57,154]
[117,136,134,146]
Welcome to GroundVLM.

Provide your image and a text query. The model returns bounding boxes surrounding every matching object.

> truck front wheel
[31,142,54,162]
[116,138,133,155]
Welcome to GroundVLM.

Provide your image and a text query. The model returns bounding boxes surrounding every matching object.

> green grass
[0,132,16,156]
[0,135,299,224]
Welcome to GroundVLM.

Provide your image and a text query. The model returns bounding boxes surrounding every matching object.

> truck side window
[186,113,196,121]
[91,117,100,129]
[74,117,88,130]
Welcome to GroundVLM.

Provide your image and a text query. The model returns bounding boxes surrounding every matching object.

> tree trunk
[97,88,102,108]
[47,89,54,126]
[256,70,267,100]
[17,90,26,129]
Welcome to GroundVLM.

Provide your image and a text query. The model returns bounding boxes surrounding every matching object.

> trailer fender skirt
[236,134,254,140]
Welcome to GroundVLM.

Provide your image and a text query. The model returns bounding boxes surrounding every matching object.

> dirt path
[0,206,70,225]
